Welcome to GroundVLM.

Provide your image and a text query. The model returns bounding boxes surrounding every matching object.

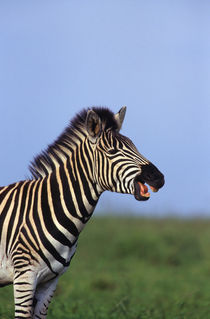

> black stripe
[0,185,19,237]
[10,182,30,253]
[49,173,80,237]
[30,180,73,267]
[65,157,89,220]
[0,182,19,203]
[38,178,73,247]
[6,186,21,253]
[75,146,98,206]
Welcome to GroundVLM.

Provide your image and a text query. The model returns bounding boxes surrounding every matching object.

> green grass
[1,217,210,318]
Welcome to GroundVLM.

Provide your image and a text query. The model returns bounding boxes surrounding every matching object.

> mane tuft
[29,107,118,179]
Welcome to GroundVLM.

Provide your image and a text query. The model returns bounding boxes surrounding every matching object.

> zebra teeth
[134,179,150,201]
[150,186,158,193]
[138,182,150,198]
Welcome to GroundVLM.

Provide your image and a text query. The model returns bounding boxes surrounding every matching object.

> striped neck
[46,140,101,222]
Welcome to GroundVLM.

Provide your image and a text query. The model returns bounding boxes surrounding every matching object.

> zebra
[0,106,164,318]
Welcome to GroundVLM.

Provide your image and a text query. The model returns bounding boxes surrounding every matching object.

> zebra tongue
[138,182,150,198]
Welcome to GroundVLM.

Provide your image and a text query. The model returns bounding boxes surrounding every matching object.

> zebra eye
[107,148,118,155]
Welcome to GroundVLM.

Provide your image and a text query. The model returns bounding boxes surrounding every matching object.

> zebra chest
[37,241,78,283]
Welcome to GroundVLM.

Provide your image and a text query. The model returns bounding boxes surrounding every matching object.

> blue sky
[0,1,209,216]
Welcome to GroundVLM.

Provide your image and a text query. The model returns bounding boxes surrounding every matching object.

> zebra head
[86,107,165,201]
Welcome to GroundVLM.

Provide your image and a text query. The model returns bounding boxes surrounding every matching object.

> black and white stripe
[0,106,164,318]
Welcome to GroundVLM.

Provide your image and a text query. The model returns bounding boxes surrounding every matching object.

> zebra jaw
[134,180,158,201]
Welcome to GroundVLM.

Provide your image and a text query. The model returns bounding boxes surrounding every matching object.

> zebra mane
[29,107,118,179]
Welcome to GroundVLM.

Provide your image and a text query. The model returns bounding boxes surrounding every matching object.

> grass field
[1,217,210,319]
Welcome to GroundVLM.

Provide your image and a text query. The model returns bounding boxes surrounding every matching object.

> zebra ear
[86,110,102,142]
[114,106,126,132]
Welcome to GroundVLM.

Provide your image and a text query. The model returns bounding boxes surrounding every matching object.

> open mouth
[134,177,159,201]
